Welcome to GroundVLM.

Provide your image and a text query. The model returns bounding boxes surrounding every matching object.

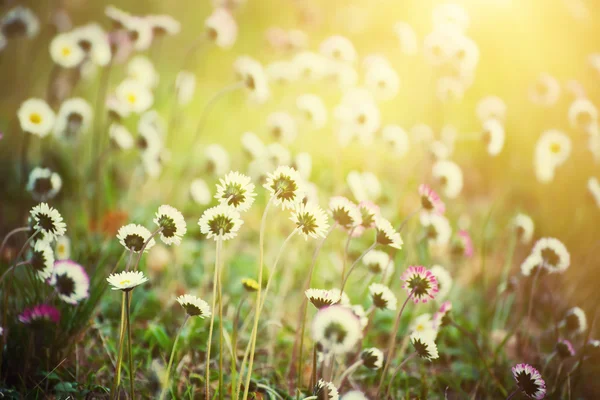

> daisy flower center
[222,184,246,207]
[332,208,354,228]
[407,275,431,297]
[36,213,57,233]
[323,322,348,344]
[124,234,145,252]
[426,225,438,239]
[372,292,389,308]
[245,75,256,90]
[127,93,137,105]
[29,113,42,124]
[120,279,131,286]
[576,111,592,127]
[540,248,560,267]
[33,178,53,195]
[61,46,72,57]
[208,215,235,235]
[296,212,318,235]
[550,142,561,153]
[413,338,432,358]
[515,371,543,396]
[421,195,434,210]
[271,176,298,201]
[31,252,47,273]
[206,27,218,40]
[157,215,177,237]
[55,274,75,296]
[565,314,580,331]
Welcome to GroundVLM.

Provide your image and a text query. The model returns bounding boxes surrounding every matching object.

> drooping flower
[531,237,570,273]
[291,202,329,240]
[30,203,66,240]
[18,98,56,137]
[568,98,597,132]
[369,283,397,311]
[328,196,361,230]
[394,22,418,55]
[190,178,211,206]
[29,241,55,281]
[511,363,546,399]
[263,166,305,210]
[297,94,328,129]
[267,111,297,143]
[50,32,85,68]
[382,125,410,158]
[176,294,211,318]
[476,96,507,123]
[26,167,62,201]
[175,71,196,105]
[520,253,544,277]
[53,98,93,139]
[1,6,39,39]
[419,184,445,215]
[555,339,576,358]
[311,305,362,354]
[116,224,156,253]
[214,171,256,212]
[563,307,587,334]
[452,230,474,258]
[401,266,439,303]
[482,118,505,156]
[127,55,159,89]
[320,35,356,64]
[362,249,391,275]
[430,265,453,300]
[50,260,89,304]
[530,73,560,107]
[19,304,60,324]
[109,123,134,150]
[421,214,452,247]
[410,330,439,360]
[513,214,535,244]
[205,144,230,176]
[365,58,400,101]
[432,301,453,330]
[198,204,244,241]
[375,217,403,249]
[360,347,384,370]
[123,16,153,51]
[305,289,342,309]
[107,271,149,291]
[432,160,463,199]
[153,205,187,245]
[313,379,339,400]
[234,56,270,103]
[72,23,112,66]
[146,14,181,36]
[205,8,237,49]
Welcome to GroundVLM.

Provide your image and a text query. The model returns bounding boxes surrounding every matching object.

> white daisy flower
[50,260,89,304]
[263,166,305,210]
[311,305,362,355]
[109,123,134,150]
[329,289,351,306]
[411,123,435,145]
[313,380,339,400]
[410,313,436,336]
[1,6,39,39]
[205,144,230,176]
[588,177,600,208]
[198,204,244,241]
[117,224,156,254]
[421,214,452,247]
[369,283,397,311]
[410,330,439,360]
[26,167,62,201]
[190,178,212,205]
[482,118,505,156]
[394,22,418,55]
[30,240,55,281]
[531,237,570,273]
[291,201,330,240]
[215,171,256,212]
[375,216,403,249]
[362,249,391,274]
[429,140,452,161]
[536,129,572,167]
[382,125,410,158]
[511,363,547,400]
[432,160,463,199]
[123,16,153,51]
[450,34,479,71]
[326,60,358,90]
[176,294,211,318]
[105,5,131,29]
[49,32,85,68]
[205,8,237,49]
[360,348,384,370]
[320,35,357,64]
[18,98,56,137]
[430,265,453,300]
[328,196,361,230]
[335,90,381,146]
[520,253,543,277]
[436,76,466,103]
[147,14,181,36]
[305,288,342,309]
[563,307,587,334]
[267,111,297,143]
[423,27,456,66]
[240,131,265,160]
[513,214,535,244]
[30,203,66,240]
[71,23,111,66]
[529,73,561,107]
[346,171,382,202]
[293,51,329,81]
[54,236,70,261]
[568,98,597,132]
[476,95,507,123]
[297,94,328,129]
[293,152,312,180]
[127,55,159,89]
[266,60,299,84]
[350,304,369,329]
[266,142,292,166]
[234,56,270,103]
[115,78,154,115]
[53,98,93,139]
[153,205,187,246]
[175,71,196,106]
[107,271,149,291]
[342,391,368,400]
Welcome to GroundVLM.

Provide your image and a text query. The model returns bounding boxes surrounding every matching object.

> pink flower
[19,304,61,324]
[457,230,474,257]
[418,184,445,215]
[400,266,439,303]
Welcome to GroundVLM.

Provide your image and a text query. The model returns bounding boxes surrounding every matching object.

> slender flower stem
[0,226,29,258]
[133,227,164,272]
[376,288,415,397]
[335,359,363,387]
[160,316,189,400]
[450,319,507,396]
[386,352,417,398]
[125,291,135,400]
[397,207,421,232]
[524,265,543,352]
[230,295,247,397]
[339,238,377,295]
[310,345,318,389]
[505,388,519,400]
[20,131,31,188]
[242,195,276,400]
[205,238,222,400]
[217,238,225,400]
[291,223,337,392]
[340,227,356,286]
[111,292,127,400]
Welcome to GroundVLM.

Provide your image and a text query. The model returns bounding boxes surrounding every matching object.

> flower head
[401,266,439,303]
[205,8,237,49]
[267,111,297,143]
[556,339,576,358]
[117,224,156,253]
[127,55,159,89]
[291,202,329,240]
[107,271,149,292]
[311,305,362,354]
[50,260,89,304]
[18,98,55,137]
[419,184,445,215]
[306,289,341,309]
[360,347,384,370]
[53,98,93,139]
[147,14,180,36]
[234,56,270,103]
[421,214,452,247]
[432,160,463,199]
[26,167,62,201]
[55,236,70,260]
[153,205,187,245]
[215,171,256,212]
[531,237,570,273]
[198,204,244,241]
[482,118,505,156]
[1,6,39,39]
[72,23,111,66]
[430,265,453,300]
[563,307,587,334]
[176,294,211,318]
[297,94,328,129]
[375,217,403,249]
[313,379,339,400]
[109,123,134,150]
[264,166,305,210]
[50,32,85,68]
[512,363,546,399]
[19,304,60,324]
[362,249,391,274]
[320,35,356,63]
[452,230,474,257]
[476,96,507,123]
[328,196,362,230]
[432,301,453,330]
[410,330,439,360]
[242,278,260,292]
[513,214,535,244]
[368,283,397,311]
[30,203,66,240]
[30,241,54,281]
[115,78,154,115]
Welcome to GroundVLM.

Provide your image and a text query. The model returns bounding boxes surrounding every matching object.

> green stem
[111,292,127,400]
[217,238,224,400]
[160,316,189,400]
[126,291,135,400]
[340,227,356,286]
[0,226,29,259]
[524,265,543,352]
[205,238,222,400]
[386,352,417,398]
[335,359,363,387]
[339,238,377,295]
